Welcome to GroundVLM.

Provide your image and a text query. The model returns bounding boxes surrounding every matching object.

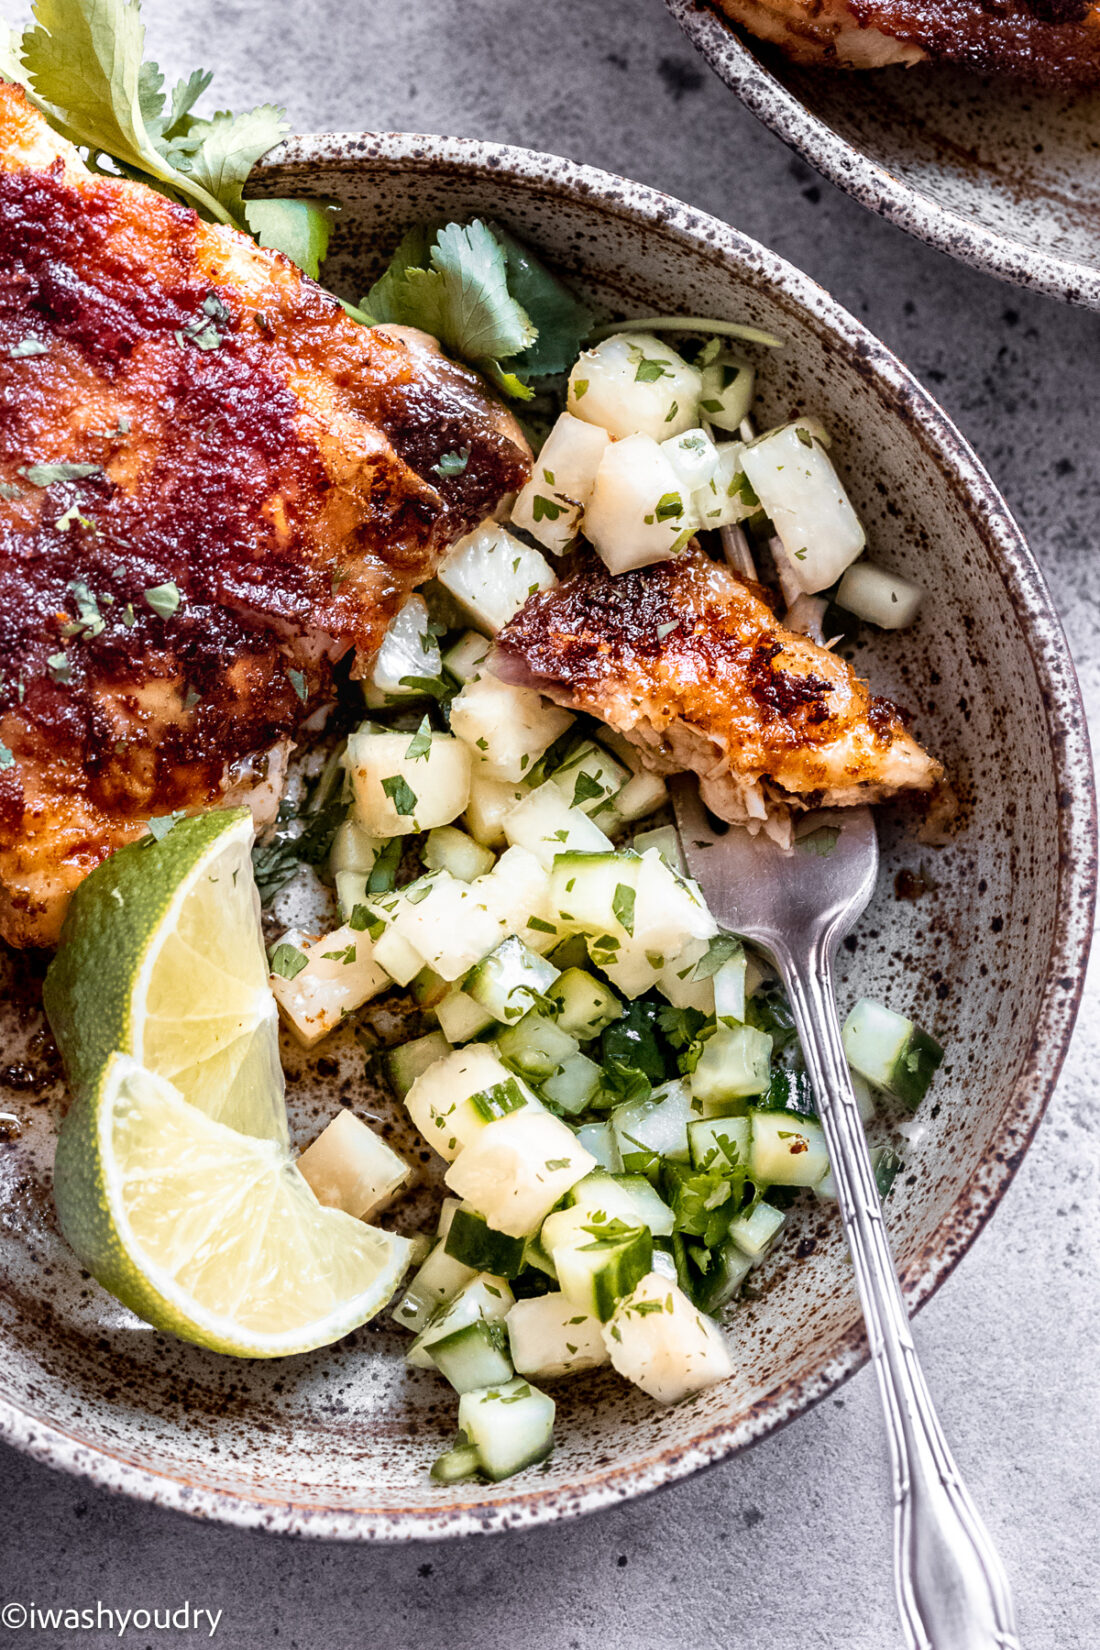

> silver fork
[670,783,1020,1650]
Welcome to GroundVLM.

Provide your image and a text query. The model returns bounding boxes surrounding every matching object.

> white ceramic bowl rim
[0,129,1093,1541]
[665,0,1100,311]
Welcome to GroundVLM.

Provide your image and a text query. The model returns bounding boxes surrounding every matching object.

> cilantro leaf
[382,773,418,817]
[400,220,536,362]
[405,716,433,762]
[269,941,308,980]
[363,224,434,323]
[177,102,287,220]
[492,224,592,378]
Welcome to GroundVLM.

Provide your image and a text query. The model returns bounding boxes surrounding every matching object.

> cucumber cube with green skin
[464,936,561,1025]
[764,1065,818,1119]
[548,850,640,941]
[842,998,943,1109]
[546,934,591,973]
[728,1199,785,1260]
[391,1236,476,1334]
[567,1168,675,1238]
[423,825,496,882]
[406,1274,515,1369]
[873,1145,904,1200]
[549,740,631,817]
[442,629,491,684]
[692,1238,753,1316]
[712,944,748,1023]
[613,1079,693,1178]
[630,824,686,875]
[383,1030,453,1100]
[688,1115,751,1173]
[575,1120,622,1174]
[541,1206,653,1322]
[689,1023,773,1113]
[541,1050,603,1114]
[429,1318,515,1394]
[522,1228,559,1280]
[457,1378,556,1482]
[546,967,623,1039]
[445,1208,527,1278]
[410,966,449,1008]
[404,1044,543,1163]
[496,1011,579,1082]
[435,988,497,1045]
[748,1109,830,1187]
[506,1293,609,1379]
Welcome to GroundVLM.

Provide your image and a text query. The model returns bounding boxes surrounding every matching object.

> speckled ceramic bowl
[667,0,1100,309]
[0,134,1093,1540]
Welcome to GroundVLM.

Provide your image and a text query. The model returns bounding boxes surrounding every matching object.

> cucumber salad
[256,225,943,1487]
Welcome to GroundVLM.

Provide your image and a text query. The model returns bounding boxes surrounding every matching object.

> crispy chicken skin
[494,548,942,839]
[712,0,1100,85]
[0,85,530,945]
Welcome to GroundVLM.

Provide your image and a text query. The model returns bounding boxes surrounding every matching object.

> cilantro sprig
[1,0,334,276]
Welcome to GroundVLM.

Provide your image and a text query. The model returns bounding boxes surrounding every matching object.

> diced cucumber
[728,1199,785,1260]
[712,943,748,1022]
[613,1079,693,1176]
[296,1109,410,1220]
[764,1065,817,1119]
[602,1273,733,1404]
[748,1109,830,1187]
[568,332,701,443]
[407,1274,515,1369]
[496,1010,579,1081]
[478,845,559,955]
[404,1044,542,1162]
[541,1050,603,1114]
[873,1144,904,1200]
[549,850,638,940]
[331,818,386,877]
[429,1441,482,1483]
[548,740,630,818]
[347,730,471,836]
[842,998,943,1108]
[585,433,693,574]
[547,933,590,972]
[575,1120,623,1174]
[363,594,443,705]
[541,1205,653,1321]
[688,1115,750,1172]
[649,1244,679,1283]
[464,936,561,1025]
[392,1238,477,1335]
[657,937,715,1014]
[450,672,574,783]
[852,1071,876,1125]
[740,423,864,595]
[423,825,496,882]
[436,520,557,634]
[410,965,449,1008]
[442,629,491,684]
[835,560,923,631]
[464,773,530,848]
[614,767,668,823]
[429,1318,514,1394]
[269,924,390,1050]
[372,921,425,987]
[503,784,614,870]
[522,1227,558,1279]
[567,1168,675,1238]
[699,352,754,433]
[690,1024,773,1113]
[547,967,623,1039]
[435,988,496,1044]
[511,412,610,555]
[389,869,504,982]
[445,1207,527,1278]
[457,1378,556,1481]
[631,823,686,874]
[693,1238,753,1315]
[506,1293,609,1378]
[444,1109,596,1237]
[334,868,370,925]
[632,850,717,953]
[383,1030,453,1099]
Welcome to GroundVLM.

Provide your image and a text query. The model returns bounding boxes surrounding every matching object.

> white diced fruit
[632,850,717,955]
[585,434,694,575]
[503,784,613,870]
[506,1293,609,1378]
[660,427,719,507]
[297,1110,410,1220]
[389,869,506,981]
[436,520,556,635]
[740,424,864,594]
[445,1109,596,1237]
[480,845,559,952]
[603,1274,734,1404]
[567,332,702,441]
[442,629,491,684]
[693,441,757,531]
[270,925,390,1049]
[404,1044,543,1162]
[464,773,529,848]
[511,413,610,555]
[364,594,441,705]
[835,561,924,630]
[450,672,573,782]
[347,730,471,835]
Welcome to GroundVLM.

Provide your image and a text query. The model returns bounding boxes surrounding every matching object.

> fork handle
[775,937,1020,1650]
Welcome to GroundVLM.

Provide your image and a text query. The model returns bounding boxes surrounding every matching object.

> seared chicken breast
[494,548,941,841]
[714,0,1100,85]
[0,86,529,945]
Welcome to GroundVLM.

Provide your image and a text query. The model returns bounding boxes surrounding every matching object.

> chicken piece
[0,86,530,945]
[493,548,942,842]
[713,0,1100,86]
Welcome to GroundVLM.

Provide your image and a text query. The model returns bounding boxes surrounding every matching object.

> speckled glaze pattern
[667,0,1100,310]
[0,133,1093,1542]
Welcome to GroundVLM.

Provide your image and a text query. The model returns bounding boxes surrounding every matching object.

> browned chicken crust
[0,86,530,945]
[712,0,1100,85]
[494,548,942,838]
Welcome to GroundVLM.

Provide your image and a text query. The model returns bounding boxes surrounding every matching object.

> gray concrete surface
[1,1,1098,1646]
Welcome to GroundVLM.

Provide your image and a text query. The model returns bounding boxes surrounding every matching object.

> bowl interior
[0,137,1091,1538]
[668,0,1100,308]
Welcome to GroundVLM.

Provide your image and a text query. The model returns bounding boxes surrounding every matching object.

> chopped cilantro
[287,667,308,704]
[612,882,636,937]
[146,811,185,842]
[571,770,605,808]
[144,582,181,619]
[269,942,309,980]
[22,462,102,487]
[8,339,48,358]
[573,378,588,399]
[382,774,418,817]
[654,492,683,523]
[432,447,470,479]
[0,743,13,769]
[46,650,71,683]
[634,355,671,384]
[405,716,433,762]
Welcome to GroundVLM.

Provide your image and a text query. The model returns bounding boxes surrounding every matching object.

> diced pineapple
[602,1273,733,1404]
[464,773,530,848]
[450,672,573,782]
[388,869,507,982]
[739,423,864,594]
[585,435,694,574]
[436,520,556,634]
[503,784,614,870]
[567,332,702,441]
[270,924,390,1049]
[363,594,442,705]
[297,1109,411,1219]
[444,1108,596,1237]
[347,730,471,835]
[510,413,610,555]
[404,1044,543,1162]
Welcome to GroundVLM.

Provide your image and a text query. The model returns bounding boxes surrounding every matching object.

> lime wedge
[54,1054,411,1356]
[44,810,286,1143]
